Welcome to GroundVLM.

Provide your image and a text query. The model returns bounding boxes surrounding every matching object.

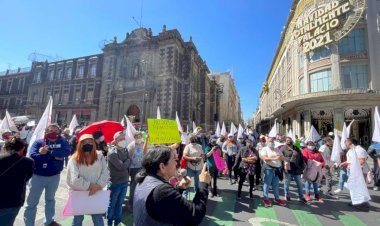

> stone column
[333,108,345,134]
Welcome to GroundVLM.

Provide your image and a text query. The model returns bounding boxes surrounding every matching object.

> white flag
[331,129,343,164]
[186,124,189,134]
[268,123,277,138]
[221,122,227,136]
[68,114,79,135]
[305,125,321,143]
[175,112,183,133]
[120,117,126,127]
[347,150,371,205]
[237,124,244,138]
[124,115,137,135]
[372,106,380,143]
[192,121,197,131]
[27,96,53,155]
[341,120,354,149]
[230,122,237,135]
[0,109,18,132]
[215,122,221,137]
[157,106,161,119]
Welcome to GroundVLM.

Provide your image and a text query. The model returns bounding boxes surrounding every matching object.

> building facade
[255,0,380,148]
[0,27,242,131]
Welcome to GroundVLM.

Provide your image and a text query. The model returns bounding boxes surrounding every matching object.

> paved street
[15,168,380,226]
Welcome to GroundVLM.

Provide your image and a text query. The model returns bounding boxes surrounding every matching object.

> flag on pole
[175,112,183,133]
[120,117,126,127]
[68,114,79,135]
[124,115,137,135]
[287,129,296,141]
[157,106,161,119]
[341,120,354,149]
[237,124,244,138]
[186,124,189,134]
[230,122,237,135]
[268,123,277,138]
[192,121,197,131]
[347,150,371,205]
[124,115,136,146]
[372,106,380,143]
[331,129,343,164]
[305,125,321,143]
[27,96,53,156]
[6,110,17,132]
[221,122,226,136]
[215,122,221,137]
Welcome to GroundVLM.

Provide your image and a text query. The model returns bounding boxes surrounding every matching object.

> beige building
[255,0,380,148]
[209,71,242,128]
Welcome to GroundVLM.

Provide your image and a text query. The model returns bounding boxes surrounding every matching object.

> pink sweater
[302,148,325,168]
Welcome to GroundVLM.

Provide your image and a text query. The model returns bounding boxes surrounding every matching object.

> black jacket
[0,153,34,209]
[280,145,304,175]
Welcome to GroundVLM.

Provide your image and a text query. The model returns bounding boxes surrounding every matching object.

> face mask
[2,134,10,140]
[99,136,105,142]
[117,140,127,148]
[307,146,315,151]
[286,141,293,145]
[46,132,59,140]
[82,144,93,153]
[267,142,275,148]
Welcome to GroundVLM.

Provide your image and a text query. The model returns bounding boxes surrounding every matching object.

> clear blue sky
[0,0,292,121]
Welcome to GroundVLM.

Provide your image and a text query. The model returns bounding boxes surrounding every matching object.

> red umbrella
[77,120,124,143]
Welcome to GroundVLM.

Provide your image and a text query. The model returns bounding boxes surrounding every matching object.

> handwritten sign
[148,119,181,144]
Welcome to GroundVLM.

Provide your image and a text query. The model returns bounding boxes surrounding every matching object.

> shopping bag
[63,190,110,216]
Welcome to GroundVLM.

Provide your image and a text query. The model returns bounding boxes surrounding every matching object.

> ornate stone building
[255,0,380,148]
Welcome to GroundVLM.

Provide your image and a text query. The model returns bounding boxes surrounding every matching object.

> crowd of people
[0,122,379,226]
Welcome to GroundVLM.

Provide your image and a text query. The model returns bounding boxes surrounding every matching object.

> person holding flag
[24,124,71,226]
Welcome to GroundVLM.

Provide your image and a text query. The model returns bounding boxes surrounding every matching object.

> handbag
[63,190,110,216]
[180,157,188,169]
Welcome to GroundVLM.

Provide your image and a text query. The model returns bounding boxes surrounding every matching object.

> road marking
[248,217,298,226]
[252,198,279,226]
[332,211,367,226]
[205,191,235,226]
[289,203,322,226]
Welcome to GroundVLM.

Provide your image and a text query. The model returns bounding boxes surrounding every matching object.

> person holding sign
[182,135,204,199]
[133,146,211,226]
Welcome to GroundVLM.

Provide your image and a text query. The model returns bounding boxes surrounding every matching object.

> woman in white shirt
[66,134,110,226]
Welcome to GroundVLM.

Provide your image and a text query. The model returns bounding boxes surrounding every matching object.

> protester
[280,137,306,202]
[182,134,204,199]
[222,134,239,185]
[133,146,211,225]
[0,138,34,226]
[204,139,222,197]
[236,139,257,199]
[66,134,109,226]
[24,124,71,226]
[61,128,71,167]
[69,128,81,156]
[127,131,149,211]
[195,127,209,151]
[341,138,370,179]
[255,135,266,189]
[107,131,131,226]
[319,137,334,195]
[367,142,380,190]
[93,131,108,157]
[335,149,348,194]
[260,137,287,207]
[302,141,325,202]
[0,130,13,151]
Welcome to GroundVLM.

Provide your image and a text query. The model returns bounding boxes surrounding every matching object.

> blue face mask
[267,142,275,148]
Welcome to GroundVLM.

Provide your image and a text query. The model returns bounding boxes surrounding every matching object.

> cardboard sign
[148,119,181,144]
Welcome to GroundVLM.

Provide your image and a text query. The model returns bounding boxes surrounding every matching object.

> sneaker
[373,187,379,191]
[305,193,311,201]
[47,221,62,226]
[314,194,323,203]
[334,189,342,194]
[263,198,272,207]
[274,198,287,206]
[285,195,291,201]
[298,197,307,203]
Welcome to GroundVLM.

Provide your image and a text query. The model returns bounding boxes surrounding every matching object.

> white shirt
[319,144,332,167]
[347,145,368,163]
[183,143,204,171]
[260,146,282,168]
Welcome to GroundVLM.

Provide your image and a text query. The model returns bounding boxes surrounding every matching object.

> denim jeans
[24,174,60,226]
[305,180,319,195]
[263,168,280,199]
[129,168,140,206]
[284,173,304,198]
[183,167,201,199]
[72,214,104,226]
[107,182,128,226]
[338,168,347,190]
[0,207,21,226]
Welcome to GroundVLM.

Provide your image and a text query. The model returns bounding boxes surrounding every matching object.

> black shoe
[249,193,254,198]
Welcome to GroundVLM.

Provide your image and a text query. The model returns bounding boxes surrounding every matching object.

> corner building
[255,0,380,148]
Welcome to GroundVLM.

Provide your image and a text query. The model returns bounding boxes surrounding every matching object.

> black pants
[255,160,262,186]
[209,166,219,195]
[227,155,238,181]
[238,169,255,196]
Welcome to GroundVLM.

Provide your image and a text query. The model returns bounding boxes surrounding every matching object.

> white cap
[328,132,334,136]
[228,133,234,137]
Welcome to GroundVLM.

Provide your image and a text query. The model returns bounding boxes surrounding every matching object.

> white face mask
[99,136,105,142]
[117,140,127,148]
[267,142,275,148]
[307,145,315,151]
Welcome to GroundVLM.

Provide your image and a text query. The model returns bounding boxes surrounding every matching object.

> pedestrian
[319,137,334,195]
[0,138,34,226]
[182,134,204,199]
[93,131,108,157]
[280,137,306,202]
[204,139,222,197]
[106,131,131,226]
[236,139,257,199]
[367,141,380,190]
[66,134,109,226]
[260,137,287,207]
[302,141,325,202]
[334,149,348,194]
[127,131,148,211]
[61,128,71,167]
[222,134,239,184]
[24,124,71,226]
[133,146,211,226]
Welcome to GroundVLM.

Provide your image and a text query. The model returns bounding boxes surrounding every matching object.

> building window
[34,71,41,83]
[298,54,304,70]
[63,91,69,104]
[338,28,366,55]
[341,65,368,89]
[75,90,81,102]
[309,69,332,92]
[309,46,331,62]
[77,65,84,78]
[87,89,94,101]
[66,67,72,80]
[57,69,63,80]
[49,70,54,80]
[299,77,305,94]
[7,80,12,93]
[89,63,96,77]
